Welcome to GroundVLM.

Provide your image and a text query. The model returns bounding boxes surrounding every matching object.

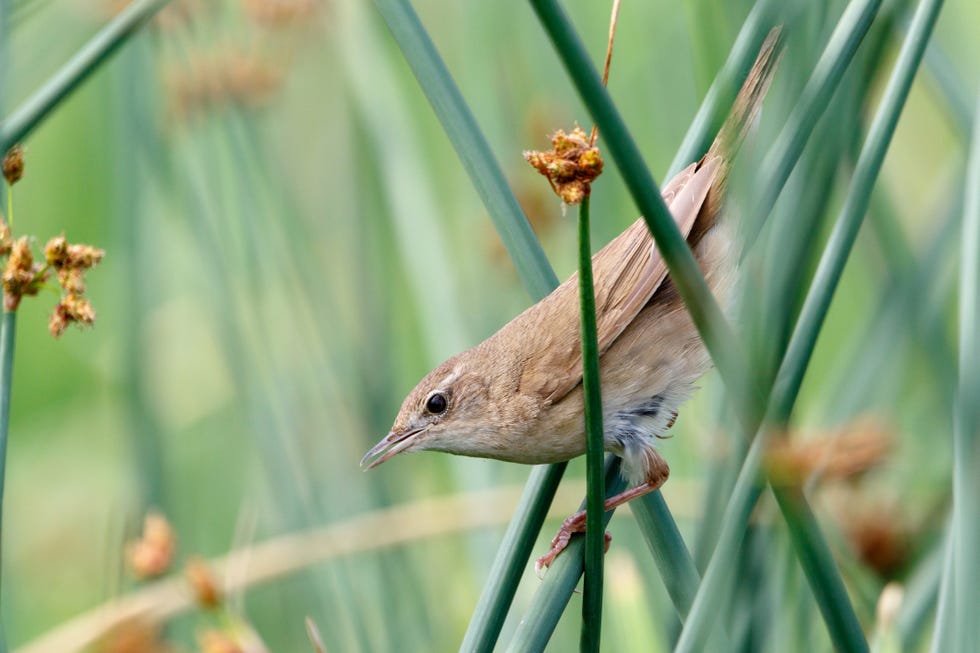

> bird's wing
[518,157,720,404]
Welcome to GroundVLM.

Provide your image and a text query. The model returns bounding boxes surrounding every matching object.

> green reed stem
[371,0,558,301]
[576,197,604,652]
[0,309,16,646]
[507,458,625,653]
[945,83,980,653]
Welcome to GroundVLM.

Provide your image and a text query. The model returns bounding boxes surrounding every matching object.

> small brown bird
[363,32,781,569]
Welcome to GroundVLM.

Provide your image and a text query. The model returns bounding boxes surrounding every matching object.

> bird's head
[360,354,499,469]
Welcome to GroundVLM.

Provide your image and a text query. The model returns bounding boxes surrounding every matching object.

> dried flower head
[126,513,177,579]
[185,557,222,608]
[243,0,318,26]
[197,630,244,653]
[168,50,283,122]
[524,125,603,205]
[43,234,104,337]
[49,295,97,337]
[2,237,48,311]
[96,617,172,653]
[0,217,11,257]
[45,235,105,270]
[2,145,24,186]
[765,416,892,486]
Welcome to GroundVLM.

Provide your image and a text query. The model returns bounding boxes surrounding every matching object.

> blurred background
[1,0,977,650]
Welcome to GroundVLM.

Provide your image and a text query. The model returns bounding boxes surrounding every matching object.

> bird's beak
[360,427,426,470]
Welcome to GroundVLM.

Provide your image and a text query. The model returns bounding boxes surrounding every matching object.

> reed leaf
[946,80,980,653]
[371,0,558,301]
[0,0,169,152]
[0,310,16,641]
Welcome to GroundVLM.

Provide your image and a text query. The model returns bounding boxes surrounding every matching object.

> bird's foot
[533,467,669,578]
[534,511,611,578]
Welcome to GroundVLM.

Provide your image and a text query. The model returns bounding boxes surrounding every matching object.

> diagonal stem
[0,0,170,152]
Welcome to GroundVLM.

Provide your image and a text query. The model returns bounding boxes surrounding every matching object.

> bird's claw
[534,510,612,579]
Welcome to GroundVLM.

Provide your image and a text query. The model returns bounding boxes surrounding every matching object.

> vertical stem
[577,197,604,651]
[949,85,980,653]
[0,308,16,645]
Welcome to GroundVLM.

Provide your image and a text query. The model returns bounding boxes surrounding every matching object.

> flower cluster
[126,512,177,579]
[1,145,24,186]
[523,125,604,205]
[1,236,48,311]
[44,235,105,337]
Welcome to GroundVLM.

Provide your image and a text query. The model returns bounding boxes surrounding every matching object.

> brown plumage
[362,29,781,566]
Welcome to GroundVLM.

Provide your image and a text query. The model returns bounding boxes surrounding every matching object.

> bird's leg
[535,450,670,576]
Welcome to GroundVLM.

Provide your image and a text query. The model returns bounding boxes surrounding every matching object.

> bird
[362,30,781,570]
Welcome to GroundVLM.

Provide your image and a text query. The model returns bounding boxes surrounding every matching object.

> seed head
[2,145,24,185]
[0,217,11,257]
[197,630,244,653]
[2,237,47,311]
[126,513,177,579]
[523,125,603,205]
[185,557,222,609]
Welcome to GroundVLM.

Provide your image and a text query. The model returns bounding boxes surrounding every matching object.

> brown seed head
[2,145,24,185]
[197,630,244,653]
[97,617,172,653]
[523,125,603,206]
[64,295,96,324]
[66,243,105,269]
[44,235,69,267]
[0,217,11,257]
[243,0,318,26]
[126,513,177,579]
[185,557,222,608]
[3,237,47,311]
[837,499,914,578]
[48,304,69,338]
[765,416,893,486]
[59,268,86,295]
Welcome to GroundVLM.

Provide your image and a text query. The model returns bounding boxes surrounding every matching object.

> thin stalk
[577,197,604,652]
[929,534,954,653]
[0,0,169,152]
[0,309,15,645]
[946,85,980,653]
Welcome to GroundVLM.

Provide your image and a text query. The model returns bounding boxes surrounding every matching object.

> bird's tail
[694,26,782,239]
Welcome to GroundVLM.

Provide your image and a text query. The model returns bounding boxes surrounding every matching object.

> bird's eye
[426,392,448,415]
